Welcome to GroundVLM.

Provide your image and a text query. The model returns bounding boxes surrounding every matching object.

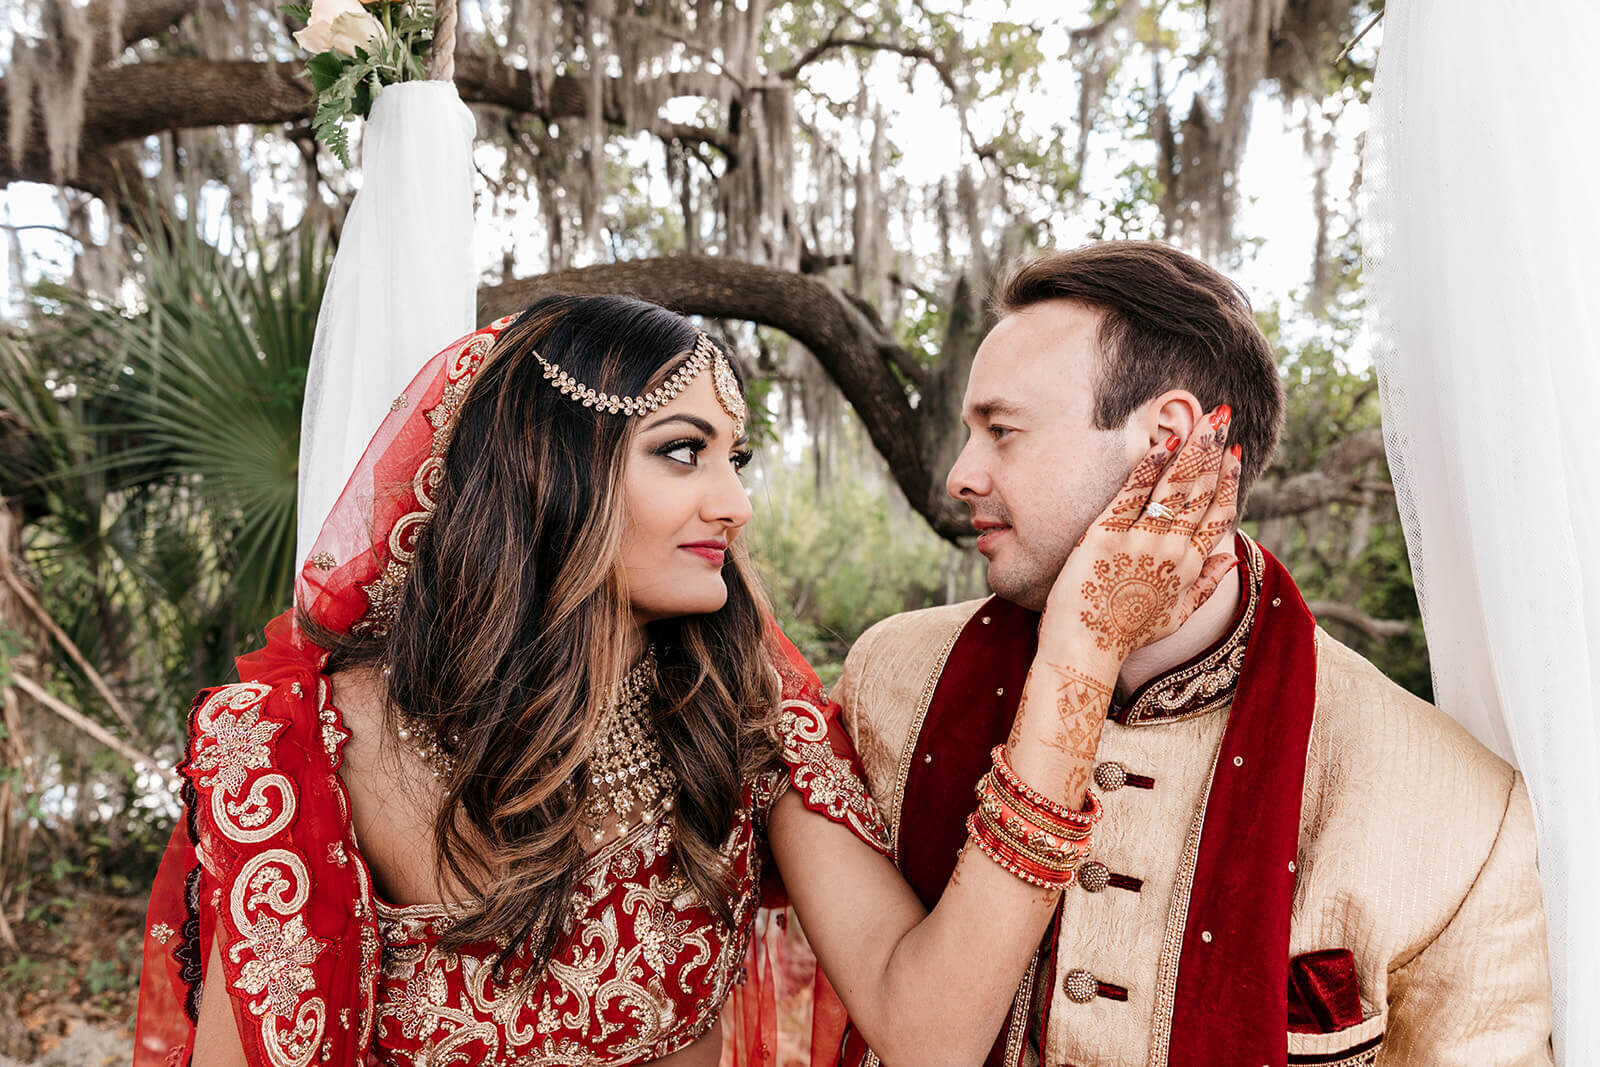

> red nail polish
[1211,405,1232,430]
[1229,443,1242,460]
[1165,435,1181,452]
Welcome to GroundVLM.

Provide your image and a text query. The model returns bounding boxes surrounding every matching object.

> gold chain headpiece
[533,331,747,439]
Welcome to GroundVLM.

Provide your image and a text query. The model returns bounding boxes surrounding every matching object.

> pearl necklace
[583,648,677,843]
[388,665,459,781]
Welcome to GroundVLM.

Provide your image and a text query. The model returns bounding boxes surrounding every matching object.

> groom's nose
[946,436,991,501]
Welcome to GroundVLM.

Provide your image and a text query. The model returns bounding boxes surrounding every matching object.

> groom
[833,242,1552,1065]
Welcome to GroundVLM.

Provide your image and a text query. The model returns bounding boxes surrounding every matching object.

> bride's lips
[972,520,1011,555]
[679,541,728,565]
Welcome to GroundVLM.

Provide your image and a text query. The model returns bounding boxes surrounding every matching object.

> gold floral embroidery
[318,701,348,768]
[779,698,891,853]
[353,560,410,636]
[353,330,495,638]
[369,807,756,1066]
[228,849,330,1067]
[192,684,297,845]
[236,912,326,1017]
[191,684,282,797]
[308,552,337,571]
[150,922,175,944]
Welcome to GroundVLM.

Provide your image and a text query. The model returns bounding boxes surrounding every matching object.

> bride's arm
[192,936,252,1067]
[769,425,1239,1066]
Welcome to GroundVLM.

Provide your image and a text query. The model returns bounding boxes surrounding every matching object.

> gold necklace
[386,653,677,838]
[386,666,458,781]
[584,647,677,843]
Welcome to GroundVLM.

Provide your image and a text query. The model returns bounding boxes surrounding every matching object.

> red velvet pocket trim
[1287,948,1364,1034]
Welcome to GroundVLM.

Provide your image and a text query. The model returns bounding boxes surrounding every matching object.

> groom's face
[946,300,1142,611]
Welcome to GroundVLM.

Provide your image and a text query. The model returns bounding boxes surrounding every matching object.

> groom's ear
[1140,390,1203,448]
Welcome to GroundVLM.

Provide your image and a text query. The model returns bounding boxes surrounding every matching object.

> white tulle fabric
[295,80,477,570]
[1366,3,1600,1060]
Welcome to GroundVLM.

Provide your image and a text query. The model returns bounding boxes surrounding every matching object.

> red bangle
[990,745,1102,829]
[965,812,1079,890]
[976,774,1093,864]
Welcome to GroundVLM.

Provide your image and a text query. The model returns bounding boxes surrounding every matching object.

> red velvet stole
[853,539,1316,1066]
[1165,541,1316,1067]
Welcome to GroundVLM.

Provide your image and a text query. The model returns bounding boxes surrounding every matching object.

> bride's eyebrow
[641,413,717,436]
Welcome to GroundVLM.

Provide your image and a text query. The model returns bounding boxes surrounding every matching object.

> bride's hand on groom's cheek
[1039,406,1242,677]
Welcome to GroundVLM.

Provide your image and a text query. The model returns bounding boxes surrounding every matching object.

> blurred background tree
[0,0,1402,1051]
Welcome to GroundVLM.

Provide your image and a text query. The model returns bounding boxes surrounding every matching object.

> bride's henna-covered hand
[1042,406,1243,675]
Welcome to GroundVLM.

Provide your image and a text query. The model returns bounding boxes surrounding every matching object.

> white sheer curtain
[1366,3,1600,1060]
[295,80,477,569]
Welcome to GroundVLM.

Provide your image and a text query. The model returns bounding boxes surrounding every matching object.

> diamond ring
[1143,501,1174,521]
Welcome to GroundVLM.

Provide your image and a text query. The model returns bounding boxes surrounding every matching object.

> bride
[134,292,1239,1066]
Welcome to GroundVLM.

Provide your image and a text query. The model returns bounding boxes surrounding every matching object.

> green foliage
[3,205,329,745]
[289,1,437,166]
[747,468,965,683]
[1245,268,1432,699]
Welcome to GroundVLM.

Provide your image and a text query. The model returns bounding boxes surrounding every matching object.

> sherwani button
[1094,762,1127,792]
[1078,861,1110,893]
[1063,968,1098,1003]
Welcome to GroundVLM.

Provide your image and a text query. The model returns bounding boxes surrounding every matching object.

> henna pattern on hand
[1040,661,1112,800]
[1098,451,1169,534]
[1190,462,1240,556]
[1046,411,1239,664]
[1077,553,1184,659]
[1044,663,1111,760]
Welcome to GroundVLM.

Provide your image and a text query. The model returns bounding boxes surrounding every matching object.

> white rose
[294,0,386,57]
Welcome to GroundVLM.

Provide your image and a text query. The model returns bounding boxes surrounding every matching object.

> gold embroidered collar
[1108,536,1264,727]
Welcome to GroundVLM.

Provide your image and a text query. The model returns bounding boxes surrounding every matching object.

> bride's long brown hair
[306,294,781,976]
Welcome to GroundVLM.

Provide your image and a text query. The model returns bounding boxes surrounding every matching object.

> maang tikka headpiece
[533,331,748,439]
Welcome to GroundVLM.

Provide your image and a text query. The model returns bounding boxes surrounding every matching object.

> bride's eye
[657,438,705,467]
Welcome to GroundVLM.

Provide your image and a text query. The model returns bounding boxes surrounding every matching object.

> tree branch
[1306,600,1411,640]
[92,0,202,64]
[0,526,141,739]
[782,37,959,96]
[1247,427,1388,520]
[1,56,738,191]
[9,673,171,782]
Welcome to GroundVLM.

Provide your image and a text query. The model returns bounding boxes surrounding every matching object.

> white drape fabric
[1366,4,1600,1061]
[295,80,477,570]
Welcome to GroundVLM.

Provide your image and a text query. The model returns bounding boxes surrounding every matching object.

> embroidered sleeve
[765,624,891,856]
[182,672,380,1066]
[777,695,892,855]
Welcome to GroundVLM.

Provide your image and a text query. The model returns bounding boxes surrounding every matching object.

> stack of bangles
[964,745,1102,890]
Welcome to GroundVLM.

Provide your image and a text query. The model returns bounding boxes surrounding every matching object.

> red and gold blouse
[134,618,888,1067]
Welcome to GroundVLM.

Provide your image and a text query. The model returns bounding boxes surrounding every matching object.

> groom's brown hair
[993,240,1284,513]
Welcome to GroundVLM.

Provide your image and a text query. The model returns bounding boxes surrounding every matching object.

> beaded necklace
[388,651,677,844]
[583,647,677,843]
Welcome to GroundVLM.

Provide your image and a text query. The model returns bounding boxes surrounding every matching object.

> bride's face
[619,371,754,623]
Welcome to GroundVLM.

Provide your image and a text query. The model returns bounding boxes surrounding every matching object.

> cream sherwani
[837,564,1552,1066]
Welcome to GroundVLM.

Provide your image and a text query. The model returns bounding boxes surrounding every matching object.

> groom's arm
[1381,774,1552,1064]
